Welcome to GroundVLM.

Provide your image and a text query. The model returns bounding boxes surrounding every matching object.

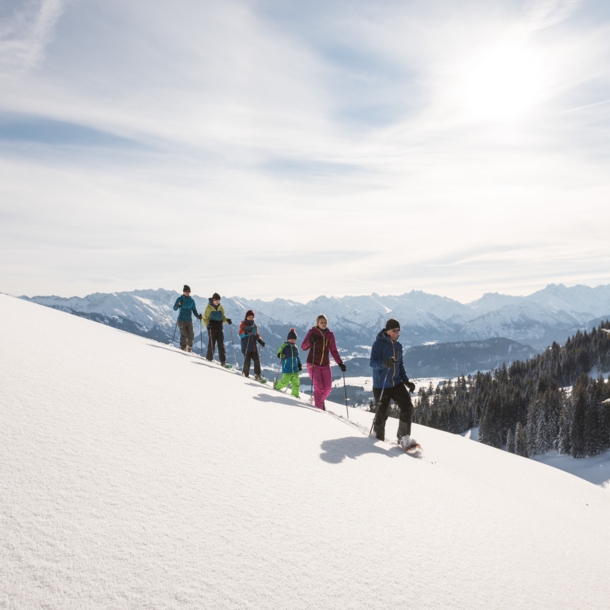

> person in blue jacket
[370,318,417,446]
[274,328,302,397]
[173,285,202,352]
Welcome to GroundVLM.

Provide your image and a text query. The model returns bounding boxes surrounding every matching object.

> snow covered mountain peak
[20,283,610,351]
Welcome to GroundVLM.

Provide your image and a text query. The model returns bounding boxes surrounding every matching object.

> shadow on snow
[319,435,401,464]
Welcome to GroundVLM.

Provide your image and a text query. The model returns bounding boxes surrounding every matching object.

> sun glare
[453,43,548,122]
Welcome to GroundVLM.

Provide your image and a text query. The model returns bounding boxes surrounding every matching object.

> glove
[259,340,266,347]
[309,334,320,343]
[405,381,416,393]
[177,300,184,307]
[245,327,253,335]
[298,363,302,371]
[197,314,202,321]
[339,363,346,372]
[226,318,232,325]
[383,357,396,368]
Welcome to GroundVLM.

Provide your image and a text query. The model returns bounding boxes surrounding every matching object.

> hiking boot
[399,435,418,449]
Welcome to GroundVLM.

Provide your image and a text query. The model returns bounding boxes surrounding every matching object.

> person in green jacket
[202,292,232,366]
[274,328,302,397]
[173,285,202,352]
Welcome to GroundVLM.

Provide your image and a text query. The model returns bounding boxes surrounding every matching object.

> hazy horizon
[12,280,610,307]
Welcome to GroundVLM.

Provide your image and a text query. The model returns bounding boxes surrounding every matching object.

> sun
[452,42,548,122]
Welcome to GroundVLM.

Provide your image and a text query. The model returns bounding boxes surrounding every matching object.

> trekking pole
[229,323,239,368]
[310,341,316,403]
[369,369,390,436]
[200,319,203,357]
[342,371,349,419]
[171,320,178,346]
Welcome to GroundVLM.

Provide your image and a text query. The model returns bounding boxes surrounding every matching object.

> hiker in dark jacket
[173,285,202,352]
[370,318,417,447]
[202,293,232,366]
[238,310,265,380]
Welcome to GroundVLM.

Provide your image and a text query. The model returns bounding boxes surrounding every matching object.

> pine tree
[526,397,543,456]
[506,428,515,453]
[515,422,529,458]
[540,389,562,453]
[557,405,572,454]
[571,375,589,459]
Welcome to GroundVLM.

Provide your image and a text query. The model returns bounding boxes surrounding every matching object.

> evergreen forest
[408,322,610,458]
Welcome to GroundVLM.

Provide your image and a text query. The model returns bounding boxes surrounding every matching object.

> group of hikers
[173,285,418,449]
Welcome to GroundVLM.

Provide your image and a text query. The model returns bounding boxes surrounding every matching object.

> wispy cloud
[562,98,610,113]
[524,0,584,31]
[0,0,65,75]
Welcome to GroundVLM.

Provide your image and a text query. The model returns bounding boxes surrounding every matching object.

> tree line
[407,322,610,458]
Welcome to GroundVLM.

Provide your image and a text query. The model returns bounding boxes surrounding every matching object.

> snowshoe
[399,435,421,452]
[255,374,268,384]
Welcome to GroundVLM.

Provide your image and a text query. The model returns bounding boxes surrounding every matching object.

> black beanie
[212,292,221,300]
[183,285,191,292]
[287,328,297,340]
[385,318,400,331]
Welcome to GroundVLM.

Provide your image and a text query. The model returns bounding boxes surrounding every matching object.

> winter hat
[245,309,255,318]
[287,328,297,340]
[183,284,191,292]
[385,318,401,331]
[212,292,221,300]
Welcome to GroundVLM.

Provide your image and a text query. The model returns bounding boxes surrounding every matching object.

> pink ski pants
[307,363,332,409]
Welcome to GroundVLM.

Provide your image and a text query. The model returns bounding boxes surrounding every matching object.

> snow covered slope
[2,294,610,609]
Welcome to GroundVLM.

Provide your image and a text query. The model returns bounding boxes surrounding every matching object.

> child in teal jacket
[275,328,302,397]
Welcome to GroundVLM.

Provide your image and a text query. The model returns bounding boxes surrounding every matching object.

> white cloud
[0,0,65,75]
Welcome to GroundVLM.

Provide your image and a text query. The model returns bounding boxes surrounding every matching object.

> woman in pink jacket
[301,314,346,410]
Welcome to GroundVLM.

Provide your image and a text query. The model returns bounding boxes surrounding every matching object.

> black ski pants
[372,383,413,441]
[178,321,194,350]
[206,323,226,364]
[242,351,261,377]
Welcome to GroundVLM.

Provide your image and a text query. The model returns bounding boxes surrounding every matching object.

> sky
[1,0,609,303]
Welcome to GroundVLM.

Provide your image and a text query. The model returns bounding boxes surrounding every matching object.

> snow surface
[533,451,610,488]
[461,426,480,442]
[460,428,610,488]
[2,294,610,609]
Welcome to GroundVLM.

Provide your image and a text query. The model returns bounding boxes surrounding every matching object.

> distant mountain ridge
[22,284,610,354]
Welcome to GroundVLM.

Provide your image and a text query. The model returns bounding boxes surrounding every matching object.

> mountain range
[21,283,610,352]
